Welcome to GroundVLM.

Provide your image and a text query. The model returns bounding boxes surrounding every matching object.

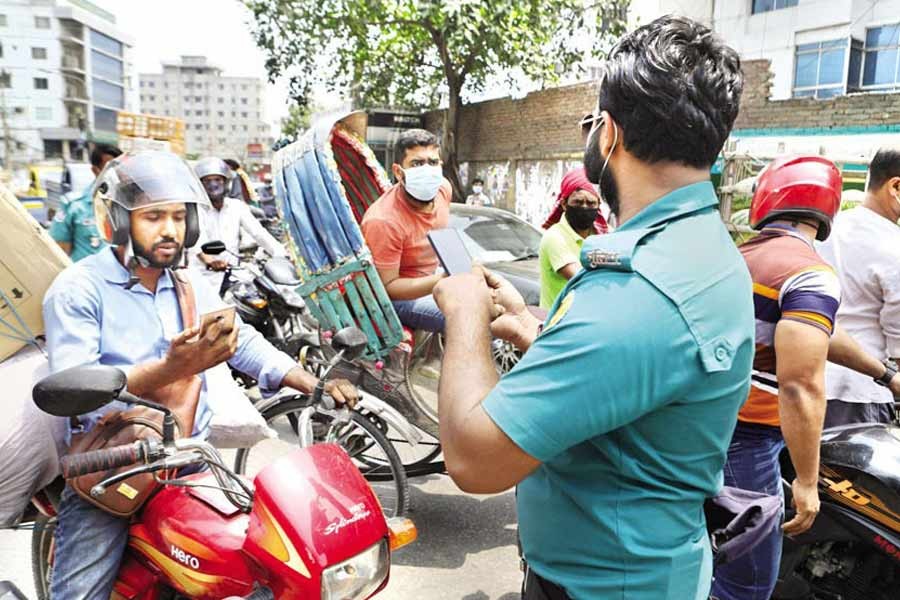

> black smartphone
[427,228,473,276]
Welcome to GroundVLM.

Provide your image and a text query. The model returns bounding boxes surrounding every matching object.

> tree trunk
[441,81,465,203]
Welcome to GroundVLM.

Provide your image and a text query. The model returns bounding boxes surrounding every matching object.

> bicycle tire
[31,514,55,600]
[234,398,409,517]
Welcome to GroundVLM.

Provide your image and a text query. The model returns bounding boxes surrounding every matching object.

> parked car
[448,205,542,306]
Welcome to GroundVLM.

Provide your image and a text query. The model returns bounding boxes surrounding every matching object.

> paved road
[0,468,521,599]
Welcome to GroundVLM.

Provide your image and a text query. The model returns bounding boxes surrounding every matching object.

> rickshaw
[234,112,452,516]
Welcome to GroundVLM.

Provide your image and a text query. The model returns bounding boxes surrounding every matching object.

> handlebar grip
[60,442,145,479]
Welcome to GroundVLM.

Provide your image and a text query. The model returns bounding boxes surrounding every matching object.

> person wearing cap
[712,155,900,600]
[41,151,358,600]
[538,167,609,308]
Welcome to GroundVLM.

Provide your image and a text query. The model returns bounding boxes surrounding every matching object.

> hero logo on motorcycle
[170,544,201,570]
[324,503,372,536]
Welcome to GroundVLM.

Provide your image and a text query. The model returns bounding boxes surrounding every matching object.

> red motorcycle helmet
[749,155,842,241]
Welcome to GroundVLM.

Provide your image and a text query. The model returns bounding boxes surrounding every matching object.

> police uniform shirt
[49,186,106,262]
[483,182,756,600]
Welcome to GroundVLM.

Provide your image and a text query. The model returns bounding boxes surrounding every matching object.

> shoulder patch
[544,290,575,331]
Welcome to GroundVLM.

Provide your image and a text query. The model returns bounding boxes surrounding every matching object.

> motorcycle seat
[264,257,302,286]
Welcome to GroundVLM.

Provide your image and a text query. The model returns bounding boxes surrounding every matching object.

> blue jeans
[392,295,445,332]
[50,485,130,600]
[711,422,785,600]
[50,463,207,599]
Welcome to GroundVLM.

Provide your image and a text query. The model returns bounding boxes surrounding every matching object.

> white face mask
[401,165,443,202]
[472,185,483,194]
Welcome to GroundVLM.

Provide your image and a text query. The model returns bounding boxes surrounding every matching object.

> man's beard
[132,238,184,268]
[583,127,620,218]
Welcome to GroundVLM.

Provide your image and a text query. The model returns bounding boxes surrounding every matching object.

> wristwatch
[874,359,898,388]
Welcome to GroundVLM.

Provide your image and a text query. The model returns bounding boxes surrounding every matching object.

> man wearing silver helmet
[191,156,286,282]
[42,151,357,599]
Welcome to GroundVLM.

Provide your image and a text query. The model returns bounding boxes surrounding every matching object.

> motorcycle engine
[807,542,853,579]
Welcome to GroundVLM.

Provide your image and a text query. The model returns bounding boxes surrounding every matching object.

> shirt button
[715,346,729,361]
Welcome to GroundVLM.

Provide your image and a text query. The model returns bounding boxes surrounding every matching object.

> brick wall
[428,59,900,219]
[425,82,597,163]
[431,58,900,163]
[733,60,900,131]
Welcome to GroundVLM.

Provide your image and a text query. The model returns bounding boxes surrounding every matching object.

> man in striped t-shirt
[712,156,900,600]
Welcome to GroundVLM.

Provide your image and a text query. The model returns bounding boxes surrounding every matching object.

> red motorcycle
[26,328,416,600]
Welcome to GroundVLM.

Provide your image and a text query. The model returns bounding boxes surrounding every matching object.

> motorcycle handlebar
[60,441,145,478]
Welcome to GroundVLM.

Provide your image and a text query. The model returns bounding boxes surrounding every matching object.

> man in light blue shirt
[432,16,754,599]
[43,151,357,600]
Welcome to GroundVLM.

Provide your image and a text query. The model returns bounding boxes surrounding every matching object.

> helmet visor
[94,150,211,211]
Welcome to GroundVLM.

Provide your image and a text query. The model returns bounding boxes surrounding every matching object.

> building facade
[139,56,273,163]
[628,0,900,160]
[0,0,135,166]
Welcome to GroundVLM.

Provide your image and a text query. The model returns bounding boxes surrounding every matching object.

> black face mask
[565,206,599,231]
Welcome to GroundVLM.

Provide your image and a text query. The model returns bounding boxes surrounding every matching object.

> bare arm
[775,319,829,535]
[433,273,541,493]
[55,241,73,255]
[558,262,580,280]
[376,265,443,301]
[828,324,900,395]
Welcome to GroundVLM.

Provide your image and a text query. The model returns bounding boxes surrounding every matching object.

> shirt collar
[617,181,718,232]
[99,246,175,291]
[758,223,814,248]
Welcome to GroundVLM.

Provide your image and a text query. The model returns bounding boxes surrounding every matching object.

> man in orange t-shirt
[361,129,452,332]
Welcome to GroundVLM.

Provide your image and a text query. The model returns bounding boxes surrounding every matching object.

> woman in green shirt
[539,168,607,308]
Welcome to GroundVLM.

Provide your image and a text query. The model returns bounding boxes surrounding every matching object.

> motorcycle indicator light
[387,517,417,551]
[248,298,268,310]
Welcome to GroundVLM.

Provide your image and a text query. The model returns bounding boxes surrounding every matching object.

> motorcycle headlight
[321,540,389,600]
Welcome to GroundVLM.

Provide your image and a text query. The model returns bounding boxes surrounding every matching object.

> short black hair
[598,15,743,169]
[473,177,484,185]
[868,148,900,191]
[90,144,121,168]
[223,158,240,170]
[394,129,439,164]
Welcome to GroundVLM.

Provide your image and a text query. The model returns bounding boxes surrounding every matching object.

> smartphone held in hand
[188,306,236,342]
[428,228,473,276]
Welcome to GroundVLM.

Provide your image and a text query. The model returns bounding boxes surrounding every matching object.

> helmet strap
[123,240,150,290]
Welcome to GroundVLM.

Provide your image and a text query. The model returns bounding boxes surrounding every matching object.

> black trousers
[522,566,571,600]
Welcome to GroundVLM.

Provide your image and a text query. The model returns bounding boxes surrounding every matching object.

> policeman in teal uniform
[50,189,106,261]
[49,144,121,262]
[430,16,754,599]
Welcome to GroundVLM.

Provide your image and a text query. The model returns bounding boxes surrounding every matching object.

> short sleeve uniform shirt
[483,182,755,600]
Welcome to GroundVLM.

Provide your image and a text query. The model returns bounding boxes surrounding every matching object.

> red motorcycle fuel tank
[127,473,259,599]
[244,443,390,598]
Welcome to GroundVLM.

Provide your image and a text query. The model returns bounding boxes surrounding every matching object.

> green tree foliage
[280,103,313,141]
[244,0,628,199]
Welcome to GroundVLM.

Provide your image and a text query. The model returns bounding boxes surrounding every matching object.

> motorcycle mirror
[201,240,227,255]
[33,365,127,417]
[331,327,369,361]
